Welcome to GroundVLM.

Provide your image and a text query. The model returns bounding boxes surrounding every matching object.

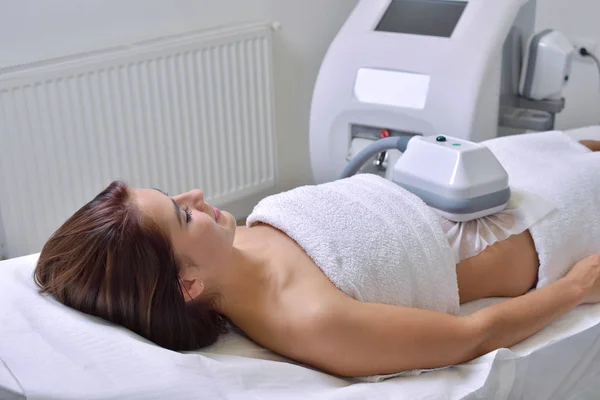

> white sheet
[2,126,600,400]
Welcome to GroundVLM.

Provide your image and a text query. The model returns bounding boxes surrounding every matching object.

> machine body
[310,0,537,184]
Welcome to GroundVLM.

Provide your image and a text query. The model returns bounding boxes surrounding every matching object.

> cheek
[189,224,231,264]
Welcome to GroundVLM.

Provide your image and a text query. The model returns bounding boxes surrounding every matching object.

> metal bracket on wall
[517,97,566,114]
[499,97,566,132]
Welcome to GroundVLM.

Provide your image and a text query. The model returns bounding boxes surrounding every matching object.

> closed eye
[183,206,192,223]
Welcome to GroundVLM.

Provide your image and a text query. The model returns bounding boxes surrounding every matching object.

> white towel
[247,173,459,315]
[483,131,600,288]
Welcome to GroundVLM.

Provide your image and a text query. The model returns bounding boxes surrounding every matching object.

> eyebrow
[153,188,182,228]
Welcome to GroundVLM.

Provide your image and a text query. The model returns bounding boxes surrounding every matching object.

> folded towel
[483,131,600,288]
[247,173,459,315]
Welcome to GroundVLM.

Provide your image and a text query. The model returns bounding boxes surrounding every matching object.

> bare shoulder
[227,223,355,361]
[235,254,351,359]
[238,282,355,371]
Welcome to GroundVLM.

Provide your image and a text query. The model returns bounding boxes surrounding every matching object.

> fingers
[579,140,600,152]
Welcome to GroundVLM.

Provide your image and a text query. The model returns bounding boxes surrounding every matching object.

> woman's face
[133,188,237,274]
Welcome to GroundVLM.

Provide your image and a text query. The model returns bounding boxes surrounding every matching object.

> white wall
[0,0,358,201]
[535,0,600,129]
[3,0,598,204]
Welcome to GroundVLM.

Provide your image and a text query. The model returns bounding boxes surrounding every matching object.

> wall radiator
[0,23,277,258]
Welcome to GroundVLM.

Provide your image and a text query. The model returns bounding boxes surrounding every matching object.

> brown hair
[34,180,227,350]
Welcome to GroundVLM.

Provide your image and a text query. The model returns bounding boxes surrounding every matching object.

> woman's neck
[213,225,279,317]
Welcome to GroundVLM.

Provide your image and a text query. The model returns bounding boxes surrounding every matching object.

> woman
[35,131,600,378]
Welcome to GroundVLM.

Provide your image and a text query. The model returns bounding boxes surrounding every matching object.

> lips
[212,205,221,221]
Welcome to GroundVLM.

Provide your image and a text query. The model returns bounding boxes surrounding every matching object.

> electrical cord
[579,47,600,123]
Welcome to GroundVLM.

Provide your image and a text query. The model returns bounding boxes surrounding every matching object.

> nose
[173,189,205,210]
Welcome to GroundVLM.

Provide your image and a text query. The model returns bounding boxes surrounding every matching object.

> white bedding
[2,127,600,400]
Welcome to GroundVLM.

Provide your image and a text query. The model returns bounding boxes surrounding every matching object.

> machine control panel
[419,134,482,152]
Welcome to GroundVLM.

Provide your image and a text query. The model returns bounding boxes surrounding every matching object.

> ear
[180,277,205,302]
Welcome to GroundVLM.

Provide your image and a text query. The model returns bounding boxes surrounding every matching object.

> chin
[221,210,236,228]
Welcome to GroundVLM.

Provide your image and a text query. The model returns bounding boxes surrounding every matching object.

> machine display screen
[375,0,467,38]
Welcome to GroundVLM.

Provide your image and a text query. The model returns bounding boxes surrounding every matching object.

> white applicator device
[340,135,510,222]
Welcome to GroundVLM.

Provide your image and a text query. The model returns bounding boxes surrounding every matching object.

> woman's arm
[580,140,600,152]
[474,254,600,356]
[284,255,600,377]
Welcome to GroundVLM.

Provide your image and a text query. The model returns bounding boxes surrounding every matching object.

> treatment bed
[1,127,600,400]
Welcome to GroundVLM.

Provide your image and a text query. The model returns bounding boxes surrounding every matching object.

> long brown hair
[34,181,227,350]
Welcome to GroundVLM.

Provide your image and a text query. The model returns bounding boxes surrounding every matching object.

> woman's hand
[565,254,600,305]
